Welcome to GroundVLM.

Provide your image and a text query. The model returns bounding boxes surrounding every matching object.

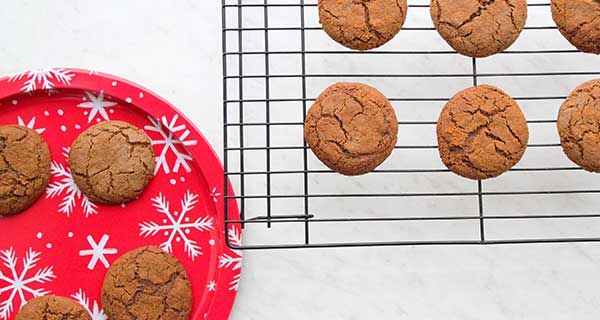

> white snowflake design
[207,280,216,292]
[79,235,118,270]
[144,115,197,175]
[46,147,97,217]
[8,68,74,94]
[139,191,214,261]
[209,187,221,203]
[77,91,116,123]
[218,226,243,291]
[0,248,56,320]
[71,289,107,320]
[17,116,45,134]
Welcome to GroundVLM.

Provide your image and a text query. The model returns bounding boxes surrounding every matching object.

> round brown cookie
[304,82,398,176]
[68,120,155,204]
[437,85,529,180]
[16,296,92,320]
[551,0,600,54]
[557,80,600,172]
[101,246,193,320]
[0,125,51,216]
[430,0,528,58]
[318,0,408,50]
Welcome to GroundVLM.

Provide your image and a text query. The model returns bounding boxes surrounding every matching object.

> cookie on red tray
[68,120,155,204]
[101,246,193,320]
[16,296,92,320]
[0,125,51,216]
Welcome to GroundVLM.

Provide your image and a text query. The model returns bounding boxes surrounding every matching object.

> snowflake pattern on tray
[144,115,198,175]
[210,187,221,203]
[77,91,116,123]
[71,289,107,320]
[218,227,243,291]
[207,280,217,292]
[79,235,118,271]
[0,248,55,320]
[0,68,241,320]
[46,147,98,217]
[139,191,214,261]
[17,116,45,134]
[8,68,74,95]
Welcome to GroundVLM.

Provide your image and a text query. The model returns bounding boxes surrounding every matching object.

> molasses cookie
[304,82,398,175]
[68,120,155,204]
[16,296,92,320]
[551,0,600,54]
[0,125,51,216]
[557,79,600,172]
[437,85,529,180]
[319,0,408,50]
[430,0,528,57]
[101,246,193,320]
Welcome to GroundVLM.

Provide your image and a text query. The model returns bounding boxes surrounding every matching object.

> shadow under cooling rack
[221,0,600,249]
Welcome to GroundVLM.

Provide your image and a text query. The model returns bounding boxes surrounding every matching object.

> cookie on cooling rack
[16,296,92,320]
[430,0,528,57]
[304,82,398,176]
[437,85,529,180]
[68,120,155,204]
[318,0,408,50]
[0,125,51,216]
[551,0,600,54]
[557,80,600,172]
[102,246,193,320]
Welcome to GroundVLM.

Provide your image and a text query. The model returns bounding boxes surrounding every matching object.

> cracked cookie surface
[16,295,92,320]
[430,0,528,57]
[0,125,51,216]
[68,120,155,204]
[557,80,600,172]
[551,0,600,54]
[304,82,398,176]
[437,85,529,180]
[319,0,408,50]
[101,246,193,320]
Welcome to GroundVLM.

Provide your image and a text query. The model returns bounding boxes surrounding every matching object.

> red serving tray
[0,68,241,320]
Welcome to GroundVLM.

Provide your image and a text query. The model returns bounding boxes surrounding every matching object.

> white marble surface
[3,1,600,319]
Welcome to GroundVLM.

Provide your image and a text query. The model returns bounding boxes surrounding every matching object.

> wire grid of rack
[222,0,600,249]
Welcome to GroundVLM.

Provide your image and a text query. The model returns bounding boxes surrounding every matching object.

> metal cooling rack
[222,0,600,249]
